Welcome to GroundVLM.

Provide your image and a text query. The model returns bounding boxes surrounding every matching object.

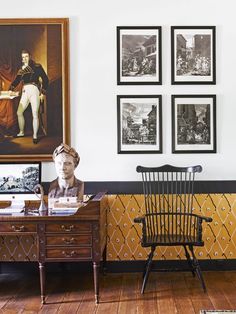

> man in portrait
[9,49,49,144]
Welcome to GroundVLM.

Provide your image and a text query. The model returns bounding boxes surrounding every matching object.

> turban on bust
[53,143,80,168]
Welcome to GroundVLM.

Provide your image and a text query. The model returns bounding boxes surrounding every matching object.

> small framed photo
[117,26,162,85]
[172,95,216,153]
[117,95,162,154]
[171,26,216,84]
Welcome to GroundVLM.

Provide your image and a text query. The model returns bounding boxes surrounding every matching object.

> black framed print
[117,26,162,85]
[171,26,216,84]
[117,95,162,154]
[172,95,216,153]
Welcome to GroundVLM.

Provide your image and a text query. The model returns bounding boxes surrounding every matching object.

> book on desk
[48,195,95,214]
[0,206,24,215]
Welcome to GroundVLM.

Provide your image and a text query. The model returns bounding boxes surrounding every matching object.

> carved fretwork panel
[0,235,38,261]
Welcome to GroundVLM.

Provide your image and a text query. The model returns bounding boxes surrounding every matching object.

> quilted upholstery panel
[106,194,236,261]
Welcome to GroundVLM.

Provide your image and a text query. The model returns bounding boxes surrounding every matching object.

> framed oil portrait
[171,26,216,84]
[172,95,216,153]
[117,95,162,154]
[117,26,162,85]
[0,18,70,161]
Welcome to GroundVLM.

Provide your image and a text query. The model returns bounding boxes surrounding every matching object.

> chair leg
[141,246,155,294]
[188,245,207,292]
[183,245,195,277]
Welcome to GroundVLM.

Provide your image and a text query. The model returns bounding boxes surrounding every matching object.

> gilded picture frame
[0,18,70,161]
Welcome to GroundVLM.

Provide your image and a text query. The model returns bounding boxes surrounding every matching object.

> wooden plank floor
[0,271,236,313]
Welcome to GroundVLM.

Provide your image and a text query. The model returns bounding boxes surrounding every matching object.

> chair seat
[141,234,204,247]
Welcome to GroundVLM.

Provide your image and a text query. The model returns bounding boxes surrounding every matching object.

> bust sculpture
[48,143,84,201]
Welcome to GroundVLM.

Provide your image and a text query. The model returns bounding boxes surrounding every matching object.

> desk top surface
[0,192,106,221]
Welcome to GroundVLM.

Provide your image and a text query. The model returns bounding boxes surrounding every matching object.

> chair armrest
[198,215,213,223]
[134,215,145,223]
[188,213,212,223]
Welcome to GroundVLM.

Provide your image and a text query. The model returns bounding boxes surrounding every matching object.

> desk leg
[39,262,45,304]
[93,261,100,304]
[102,245,107,274]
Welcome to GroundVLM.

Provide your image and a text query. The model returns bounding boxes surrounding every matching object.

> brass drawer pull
[62,237,76,245]
[62,250,77,257]
[11,225,25,232]
[61,225,74,232]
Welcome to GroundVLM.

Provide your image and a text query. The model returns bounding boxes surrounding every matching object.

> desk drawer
[45,223,92,234]
[46,235,92,246]
[46,247,92,259]
[0,223,36,233]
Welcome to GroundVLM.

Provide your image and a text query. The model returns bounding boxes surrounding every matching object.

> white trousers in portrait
[17,84,40,139]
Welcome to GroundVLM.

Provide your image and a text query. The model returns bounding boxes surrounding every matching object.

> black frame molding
[117,26,162,85]
[171,94,217,154]
[171,25,216,85]
[117,95,163,154]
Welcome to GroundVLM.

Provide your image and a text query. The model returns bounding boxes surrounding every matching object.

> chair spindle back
[137,164,202,239]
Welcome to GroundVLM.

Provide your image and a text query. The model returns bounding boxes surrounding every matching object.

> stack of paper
[0,91,20,99]
[49,197,83,214]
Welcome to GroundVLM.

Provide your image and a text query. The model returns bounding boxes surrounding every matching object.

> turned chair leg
[189,245,207,292]
[141,246,155,294]
[183,245,195,277]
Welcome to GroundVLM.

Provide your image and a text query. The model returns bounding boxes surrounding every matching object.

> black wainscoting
[42,180,236,195]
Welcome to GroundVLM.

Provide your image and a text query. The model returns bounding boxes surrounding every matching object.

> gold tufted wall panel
[106,194,236,261]
[0,235,38,261]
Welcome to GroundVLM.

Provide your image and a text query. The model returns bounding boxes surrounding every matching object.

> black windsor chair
[134,164,212,294]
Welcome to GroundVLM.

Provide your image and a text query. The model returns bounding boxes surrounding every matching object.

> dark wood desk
[0,192,107,304]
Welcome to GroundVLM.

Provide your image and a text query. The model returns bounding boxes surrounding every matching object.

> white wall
[4,0,236,181]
